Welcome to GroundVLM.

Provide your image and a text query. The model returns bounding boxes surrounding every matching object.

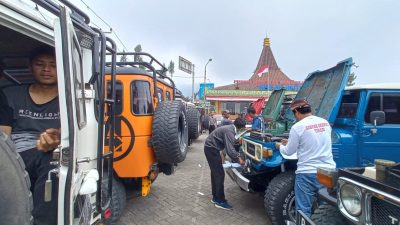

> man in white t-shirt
[275,99,336,218]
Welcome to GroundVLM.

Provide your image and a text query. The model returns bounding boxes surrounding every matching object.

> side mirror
[370,111,385,126]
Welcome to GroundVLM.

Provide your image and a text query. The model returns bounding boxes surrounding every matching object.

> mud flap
[141,177,152,197]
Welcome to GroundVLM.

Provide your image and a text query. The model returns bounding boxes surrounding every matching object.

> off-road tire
[0,130,33,225]
[104,176,126,225]
[311,204,350,225]
[265,172,296,225]
[187,108,201,139]
[152,100,188,163]
[158,163,175,176]
[202,115,210,130]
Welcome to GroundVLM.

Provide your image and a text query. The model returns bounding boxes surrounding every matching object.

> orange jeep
[104,52,190,222]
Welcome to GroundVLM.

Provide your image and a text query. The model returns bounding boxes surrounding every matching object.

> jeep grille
[242,139,263,161]
[371,196,400,225]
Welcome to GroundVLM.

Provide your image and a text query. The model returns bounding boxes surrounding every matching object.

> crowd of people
[204,100,336,218]
[0,47,335,223]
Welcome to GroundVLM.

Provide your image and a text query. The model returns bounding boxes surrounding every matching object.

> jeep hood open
[262,88,286,120]
[287,58,353,124]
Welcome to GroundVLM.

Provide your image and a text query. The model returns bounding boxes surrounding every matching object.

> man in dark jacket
[204,117,246,210]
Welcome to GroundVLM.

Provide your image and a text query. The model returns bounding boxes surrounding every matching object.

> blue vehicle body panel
[286,58,353,124]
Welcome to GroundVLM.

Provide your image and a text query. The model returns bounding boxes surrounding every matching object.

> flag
[256,65,269,77]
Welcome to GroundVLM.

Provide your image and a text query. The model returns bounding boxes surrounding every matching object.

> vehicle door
[55,6,107,225]
[358,91,400,166]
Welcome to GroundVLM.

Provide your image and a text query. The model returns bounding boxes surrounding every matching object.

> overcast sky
[71,0,400,97]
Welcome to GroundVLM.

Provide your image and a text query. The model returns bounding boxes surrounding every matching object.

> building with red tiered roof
[206,37,302,115]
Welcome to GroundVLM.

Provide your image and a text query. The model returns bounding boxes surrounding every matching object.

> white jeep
[0,0,118,224]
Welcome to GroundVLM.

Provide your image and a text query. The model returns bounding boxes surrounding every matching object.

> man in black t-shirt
[0,46,60,225]
[204,118,246,210]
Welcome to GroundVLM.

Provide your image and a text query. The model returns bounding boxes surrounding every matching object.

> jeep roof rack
[105,52,176,99]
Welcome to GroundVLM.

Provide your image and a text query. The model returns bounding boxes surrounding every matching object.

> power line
[79,0,128,51]
[173,75,204,78]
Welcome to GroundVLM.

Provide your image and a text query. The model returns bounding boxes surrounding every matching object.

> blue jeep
[227,57,400,225]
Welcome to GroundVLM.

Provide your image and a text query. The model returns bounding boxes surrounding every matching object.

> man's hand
[275,139,288,150]
[37,128,60,152]
[239,157,245,166]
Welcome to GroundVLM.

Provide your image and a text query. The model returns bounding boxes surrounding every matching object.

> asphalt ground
[117,133,271,225]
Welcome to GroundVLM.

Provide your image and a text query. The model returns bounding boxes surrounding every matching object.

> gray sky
[72,0,400,97]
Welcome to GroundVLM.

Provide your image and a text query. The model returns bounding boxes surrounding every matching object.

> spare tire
[0,130,33,225]
[152,100,188,163]
[202,115,210,130]
[187,108,201,139]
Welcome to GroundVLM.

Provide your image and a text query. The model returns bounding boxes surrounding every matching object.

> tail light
[104,208,112,220]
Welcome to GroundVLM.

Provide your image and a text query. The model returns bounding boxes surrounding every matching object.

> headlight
[340,183,362,216]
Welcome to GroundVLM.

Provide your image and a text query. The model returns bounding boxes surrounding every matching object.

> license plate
[296,210,315,225]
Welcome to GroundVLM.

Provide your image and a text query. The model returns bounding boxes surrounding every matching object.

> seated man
[0,46,60,225]
[247,107,265,131]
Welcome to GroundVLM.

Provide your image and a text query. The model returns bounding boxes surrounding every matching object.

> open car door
[54,5,117,225]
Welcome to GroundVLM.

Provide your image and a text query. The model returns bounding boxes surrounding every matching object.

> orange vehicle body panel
[105,73,174,178]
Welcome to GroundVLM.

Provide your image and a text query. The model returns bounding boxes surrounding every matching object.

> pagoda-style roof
[215,37,301,91]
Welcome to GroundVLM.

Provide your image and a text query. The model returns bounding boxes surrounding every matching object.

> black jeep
[297,159,400,225]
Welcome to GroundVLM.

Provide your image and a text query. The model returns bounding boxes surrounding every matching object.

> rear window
[107,81,123,115]
[131,81,153,115]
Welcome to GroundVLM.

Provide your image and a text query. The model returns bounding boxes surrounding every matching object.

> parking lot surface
[117,134,271,225]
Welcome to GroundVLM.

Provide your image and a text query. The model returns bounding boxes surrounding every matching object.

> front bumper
[225,167,250,192]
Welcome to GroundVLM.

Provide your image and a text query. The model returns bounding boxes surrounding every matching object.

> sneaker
[214,201,233,210]
[211,198,217,204]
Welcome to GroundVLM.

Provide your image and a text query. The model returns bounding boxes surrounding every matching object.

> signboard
[198,83,214,99]
[178,56,193,74]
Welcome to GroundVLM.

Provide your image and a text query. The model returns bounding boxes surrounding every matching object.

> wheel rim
[287,194,296,222]
[178,113,187,153]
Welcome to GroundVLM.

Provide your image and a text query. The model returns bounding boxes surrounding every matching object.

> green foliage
[168,60,175,77]
[347,72,357,86]
[134,44,144,69]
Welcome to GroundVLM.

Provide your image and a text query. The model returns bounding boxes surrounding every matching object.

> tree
[168,60,175,78]
[120,50,127,62]
[134,44,145,69]
[347,72,357,86]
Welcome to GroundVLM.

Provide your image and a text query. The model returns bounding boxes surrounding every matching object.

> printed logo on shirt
[305,122,329,133]
[18,109,60,120]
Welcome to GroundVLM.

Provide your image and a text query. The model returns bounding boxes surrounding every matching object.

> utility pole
[192,64,195,102]
[204,58,212,108]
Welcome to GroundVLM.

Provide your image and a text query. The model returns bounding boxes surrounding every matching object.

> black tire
[152,100,188,164]
[187,108,201,139]
[158,163,175,176]
[0,130,33,225]
[202,115,210,130]
[265,172,296,225]
[104,176,126,225]
[311,204,350,225]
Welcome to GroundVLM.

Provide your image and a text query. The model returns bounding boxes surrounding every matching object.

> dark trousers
[20,148,58,225]
[208,125,216,134]
[204,146,226,202]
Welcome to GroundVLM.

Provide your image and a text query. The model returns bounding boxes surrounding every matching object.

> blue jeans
[295,173,323,218]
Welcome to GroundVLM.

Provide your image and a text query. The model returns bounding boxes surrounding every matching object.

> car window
[365,93,400,124]
[107,81,123,115]
[131,80,154,115]
[157,87,164,103]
